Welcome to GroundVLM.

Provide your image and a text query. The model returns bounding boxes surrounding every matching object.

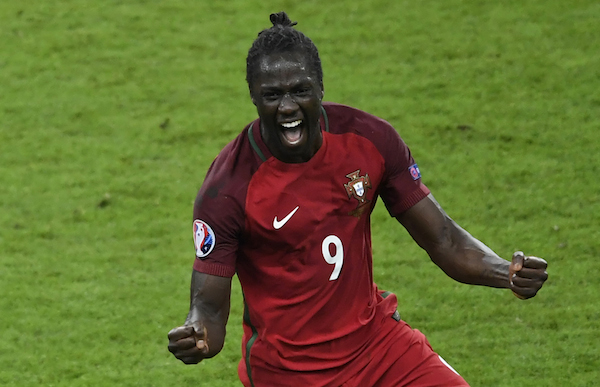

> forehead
[254,52,317,86]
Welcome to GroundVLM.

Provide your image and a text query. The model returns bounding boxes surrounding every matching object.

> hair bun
[270,12,297,28]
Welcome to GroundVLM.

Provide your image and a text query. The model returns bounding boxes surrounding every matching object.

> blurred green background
[1,1,598,386]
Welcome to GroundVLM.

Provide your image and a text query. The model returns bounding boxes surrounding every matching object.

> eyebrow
[259,79,314,90]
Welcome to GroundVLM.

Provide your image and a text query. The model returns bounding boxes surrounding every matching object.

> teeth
[281,120,302,128]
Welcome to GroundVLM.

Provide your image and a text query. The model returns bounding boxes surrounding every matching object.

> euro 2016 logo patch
[193,219,215,259]
[408,164,422,180]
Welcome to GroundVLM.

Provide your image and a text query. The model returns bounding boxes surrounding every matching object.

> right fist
[167,322,209,364]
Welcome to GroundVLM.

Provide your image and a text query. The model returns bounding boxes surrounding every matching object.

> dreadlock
[246,12,323,89]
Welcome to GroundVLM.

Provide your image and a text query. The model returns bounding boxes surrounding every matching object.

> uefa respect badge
[193,219,215,258]
[408,163,421,180]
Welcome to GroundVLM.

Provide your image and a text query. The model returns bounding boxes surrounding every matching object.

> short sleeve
[192,186,242,278]
[376,125,430,216]
[191,153,247,278]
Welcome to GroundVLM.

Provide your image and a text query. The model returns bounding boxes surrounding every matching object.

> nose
[278,93,298,114]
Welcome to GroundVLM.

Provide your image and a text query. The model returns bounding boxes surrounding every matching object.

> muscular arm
[168,270,232,363]
[398,194,546,296]
[186,270,232,355]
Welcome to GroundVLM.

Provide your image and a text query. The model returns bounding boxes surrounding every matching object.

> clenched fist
[168,322,210,364]
[509,251,548,299]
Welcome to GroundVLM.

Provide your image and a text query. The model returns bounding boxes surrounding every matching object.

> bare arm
[168,270,232,364]
[397,194,547,298]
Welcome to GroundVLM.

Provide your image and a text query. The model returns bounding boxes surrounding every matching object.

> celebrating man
[168,12,548,387]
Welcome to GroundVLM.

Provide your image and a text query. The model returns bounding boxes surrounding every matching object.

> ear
[250,91,258,106]
[319,83,325,101]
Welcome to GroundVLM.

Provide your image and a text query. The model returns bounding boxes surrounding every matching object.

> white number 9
[321,235,344,281]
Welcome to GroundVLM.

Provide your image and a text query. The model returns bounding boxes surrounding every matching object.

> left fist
[509,251,548,299]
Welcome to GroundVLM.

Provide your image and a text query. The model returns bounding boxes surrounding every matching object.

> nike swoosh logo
[273,206,300,229]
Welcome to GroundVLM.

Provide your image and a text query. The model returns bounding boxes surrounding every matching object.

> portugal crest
[344,169,371,217]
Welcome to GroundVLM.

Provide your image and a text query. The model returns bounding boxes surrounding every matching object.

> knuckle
[181,356,203,365]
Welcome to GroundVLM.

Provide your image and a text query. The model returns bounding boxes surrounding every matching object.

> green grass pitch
[1,0,599,386]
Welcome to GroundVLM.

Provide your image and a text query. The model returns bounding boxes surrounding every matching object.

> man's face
[250,51,324,163]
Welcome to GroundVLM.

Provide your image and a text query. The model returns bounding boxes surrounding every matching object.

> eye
[262,91,281,101]
[294,87,312,97]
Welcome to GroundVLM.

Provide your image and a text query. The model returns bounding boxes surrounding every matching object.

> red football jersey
[192,103,430,386]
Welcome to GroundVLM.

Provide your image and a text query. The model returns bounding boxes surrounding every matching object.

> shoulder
[322,102,398,137]
[210,124,254,171]
[196,121,263,208]
[206,122,262,180]
[322,102,410,161]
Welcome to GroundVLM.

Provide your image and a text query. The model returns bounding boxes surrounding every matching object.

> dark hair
[246,12,323,89]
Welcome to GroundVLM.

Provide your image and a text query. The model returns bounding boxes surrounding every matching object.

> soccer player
[167,12,548,387]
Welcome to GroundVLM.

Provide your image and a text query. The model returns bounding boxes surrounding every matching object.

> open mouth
[280,120,303,146]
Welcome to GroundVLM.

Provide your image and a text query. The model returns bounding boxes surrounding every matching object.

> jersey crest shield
[344,169,371,217]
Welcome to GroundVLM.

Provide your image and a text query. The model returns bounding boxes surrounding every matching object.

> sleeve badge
[408,164,422,180]
[193,219,216,258]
